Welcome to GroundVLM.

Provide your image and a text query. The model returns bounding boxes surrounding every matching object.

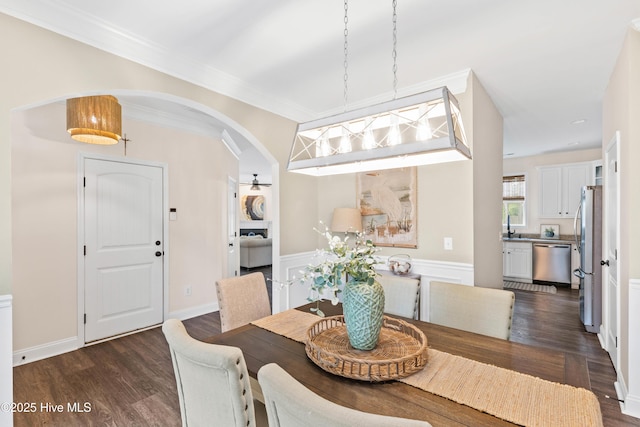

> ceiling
[3,0,640,181]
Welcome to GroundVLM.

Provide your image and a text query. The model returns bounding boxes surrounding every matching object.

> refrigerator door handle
[573,201,582,254]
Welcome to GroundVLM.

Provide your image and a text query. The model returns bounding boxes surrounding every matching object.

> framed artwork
[356,167,417,248]
[540,224,560,239]
[241,195,265,220]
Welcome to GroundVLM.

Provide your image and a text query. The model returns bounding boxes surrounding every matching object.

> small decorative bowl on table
[388,254,412,275]
[305,315,428,382]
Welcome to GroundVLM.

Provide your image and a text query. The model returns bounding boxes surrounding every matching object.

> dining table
[205,301,599,426]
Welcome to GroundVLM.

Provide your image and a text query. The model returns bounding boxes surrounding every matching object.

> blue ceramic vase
[342,280,385,350]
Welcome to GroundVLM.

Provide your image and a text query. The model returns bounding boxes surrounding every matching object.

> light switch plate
[444,237,453,250]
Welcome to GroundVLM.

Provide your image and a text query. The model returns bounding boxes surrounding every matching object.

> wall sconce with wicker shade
[66,95,122,145]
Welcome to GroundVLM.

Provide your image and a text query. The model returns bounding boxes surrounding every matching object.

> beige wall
[469,73,504,288]
[602,27,640,395]
[315,72,503,285]
[0,12,317,300]
[11,102,238,350]
[0,12,325,355]
[2,12,505,354]
[503,148,602,237]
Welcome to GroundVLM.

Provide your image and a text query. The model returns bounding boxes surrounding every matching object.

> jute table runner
[252,309,603,427]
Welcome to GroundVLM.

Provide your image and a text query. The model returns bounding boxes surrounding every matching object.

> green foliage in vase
[283,223,380,317]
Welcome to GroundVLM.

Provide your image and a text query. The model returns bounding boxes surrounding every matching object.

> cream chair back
[216,272,271,332]
[429,281,515,340]
[162,318,267,426]
[257,363,432,427]
[377,274,420,319]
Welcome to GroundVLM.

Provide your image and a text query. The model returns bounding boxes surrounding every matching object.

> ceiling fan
[245,174,271,190]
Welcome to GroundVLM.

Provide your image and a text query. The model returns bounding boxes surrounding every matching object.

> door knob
[600,260,609,266]
[155,251,162,257]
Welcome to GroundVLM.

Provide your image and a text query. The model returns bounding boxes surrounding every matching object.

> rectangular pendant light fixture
[287,86,471,176]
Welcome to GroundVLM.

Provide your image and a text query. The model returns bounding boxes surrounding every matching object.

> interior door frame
[76,152,169,347]
[227,175,239,277]
[603,131,620,369]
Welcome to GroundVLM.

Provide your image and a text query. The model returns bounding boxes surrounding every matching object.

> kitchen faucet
[507,214,516,238]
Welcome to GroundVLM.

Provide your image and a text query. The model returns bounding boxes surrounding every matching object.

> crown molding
[0,3,471,124]
[0,1,314,121]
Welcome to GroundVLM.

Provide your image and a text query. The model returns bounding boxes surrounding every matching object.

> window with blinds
[503,175,526,226]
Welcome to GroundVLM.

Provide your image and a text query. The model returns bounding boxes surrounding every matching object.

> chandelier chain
[343,0,349,111]
[392,0,398,99]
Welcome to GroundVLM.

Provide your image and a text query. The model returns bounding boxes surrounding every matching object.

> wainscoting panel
[276,253,474,319]
[275,251,318,313]
[622,278,640,418]
[1,294,13,427]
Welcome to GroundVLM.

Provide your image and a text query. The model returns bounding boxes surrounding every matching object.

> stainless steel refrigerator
[573,185,602,333]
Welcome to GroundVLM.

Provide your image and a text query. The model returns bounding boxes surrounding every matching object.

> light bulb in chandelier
[388,113,401,146]
[362,117,376,150]
[316,131,331,157]
[339,126,352,153]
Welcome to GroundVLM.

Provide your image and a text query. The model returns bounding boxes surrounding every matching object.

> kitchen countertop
[502,234,575,245]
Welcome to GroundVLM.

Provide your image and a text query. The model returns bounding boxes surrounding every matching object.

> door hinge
[84,313,87,324]
[84,245,86,256]
[616,336,618,348]
[234,192,237,198]
[615,161,618,173]
[83,177,86,187]
[615,249,618,260]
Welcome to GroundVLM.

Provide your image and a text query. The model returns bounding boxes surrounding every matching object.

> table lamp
[331,208,363,233]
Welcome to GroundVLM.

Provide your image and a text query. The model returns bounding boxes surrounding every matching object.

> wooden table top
[206,302,591,426]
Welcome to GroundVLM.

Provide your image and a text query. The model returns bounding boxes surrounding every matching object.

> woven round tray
[305,315,428,382]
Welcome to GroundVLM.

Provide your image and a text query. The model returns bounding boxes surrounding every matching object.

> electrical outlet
[184,286,192,296]
[444,237,453,250]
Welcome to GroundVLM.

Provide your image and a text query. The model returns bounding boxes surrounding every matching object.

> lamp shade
[67,95,122,145]
[288,86,471,176]
[331,208,363,233]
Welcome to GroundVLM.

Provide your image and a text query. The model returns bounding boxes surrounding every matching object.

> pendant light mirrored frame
[288,86,471,176]
[287,0,472,177]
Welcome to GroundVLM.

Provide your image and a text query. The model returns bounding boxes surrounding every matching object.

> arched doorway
[10,91,280,350]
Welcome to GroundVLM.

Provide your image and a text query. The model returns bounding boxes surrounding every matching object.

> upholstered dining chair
[428,281,515,340]
[162,318,268,427]
[258,363,432,427]
[216,272,271,333]
[376,274,421,319]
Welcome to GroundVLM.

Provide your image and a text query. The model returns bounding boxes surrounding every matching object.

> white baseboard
[168,302,219,321]
[1,295,13,427]
[12,302,220,367]
[12,335,78,367]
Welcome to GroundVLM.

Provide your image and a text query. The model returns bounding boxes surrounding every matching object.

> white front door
[604,132,619,369]
[228,177,238,277]
[84,158,164,343]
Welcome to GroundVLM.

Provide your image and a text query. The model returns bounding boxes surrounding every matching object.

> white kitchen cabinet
[539,162,591,218]
[503,241,533,282]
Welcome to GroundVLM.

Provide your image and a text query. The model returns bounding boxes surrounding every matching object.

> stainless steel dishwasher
[532,243,571,284]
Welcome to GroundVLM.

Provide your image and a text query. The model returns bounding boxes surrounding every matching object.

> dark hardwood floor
[13,285,639,426]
